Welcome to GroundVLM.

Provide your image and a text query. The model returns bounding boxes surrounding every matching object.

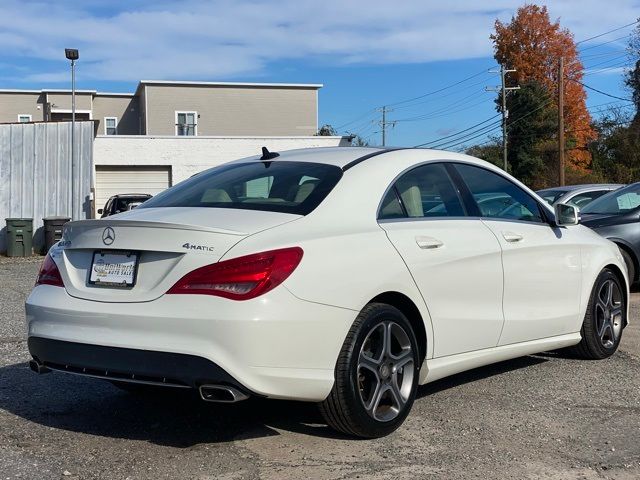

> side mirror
[554,202,579,226]
[97,209,103,215]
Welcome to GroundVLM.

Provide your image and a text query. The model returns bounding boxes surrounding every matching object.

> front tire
[319,303,420,438]
[570,269,625,359]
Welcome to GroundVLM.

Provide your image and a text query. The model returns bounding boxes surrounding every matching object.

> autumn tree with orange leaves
[491,4,596,174]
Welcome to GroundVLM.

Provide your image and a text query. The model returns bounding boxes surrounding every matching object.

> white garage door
[94,166,171,215]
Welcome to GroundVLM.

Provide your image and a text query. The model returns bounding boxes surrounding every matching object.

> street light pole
[65,49,79,218]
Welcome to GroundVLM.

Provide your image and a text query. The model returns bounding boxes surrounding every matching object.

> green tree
[465,140,502,167]
[590,107,639,183]
[316,124,338,136]
[505,81,557,187]
[349,134,370,146]
[625,19,640,127]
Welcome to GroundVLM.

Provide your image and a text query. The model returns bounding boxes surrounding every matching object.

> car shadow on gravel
[416,355,547,398]
[0,355,547,446]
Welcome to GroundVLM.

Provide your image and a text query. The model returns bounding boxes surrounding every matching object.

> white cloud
[0,0,638,83]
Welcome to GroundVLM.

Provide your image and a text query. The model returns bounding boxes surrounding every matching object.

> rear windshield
[139,161,343,215]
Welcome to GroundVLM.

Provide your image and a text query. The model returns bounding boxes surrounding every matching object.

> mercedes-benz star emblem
[102,227,115,245]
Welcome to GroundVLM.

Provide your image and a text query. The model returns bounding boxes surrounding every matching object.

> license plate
[89,251,139,288]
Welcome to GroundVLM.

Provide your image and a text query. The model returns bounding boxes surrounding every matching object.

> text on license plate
[90,251,138,287]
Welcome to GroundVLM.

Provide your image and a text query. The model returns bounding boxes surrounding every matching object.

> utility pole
[486,65,520,171]
[558,56,565,186]
[378,106,396,146]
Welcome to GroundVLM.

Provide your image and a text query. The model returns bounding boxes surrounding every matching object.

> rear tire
[319,303,420,438]
[570,269,625,359]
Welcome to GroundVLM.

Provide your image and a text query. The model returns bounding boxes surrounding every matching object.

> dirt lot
[1,256,639,480]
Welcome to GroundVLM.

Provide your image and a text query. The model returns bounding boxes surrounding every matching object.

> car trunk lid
[54,207,300,303]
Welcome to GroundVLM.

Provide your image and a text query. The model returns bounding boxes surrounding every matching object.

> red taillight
[167,247,303,300]
[35,254,64,287]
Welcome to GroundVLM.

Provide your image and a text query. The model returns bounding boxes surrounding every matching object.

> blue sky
[0,0,638,147]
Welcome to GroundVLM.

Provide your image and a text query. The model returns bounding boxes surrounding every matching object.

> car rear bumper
[25,285,357,401]
[28,336,246,391]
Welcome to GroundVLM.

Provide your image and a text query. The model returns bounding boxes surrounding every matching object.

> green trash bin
[43,216,70,253]
[5,218,33,257]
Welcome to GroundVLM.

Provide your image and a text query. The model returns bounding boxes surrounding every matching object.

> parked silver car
[537,184,623,210]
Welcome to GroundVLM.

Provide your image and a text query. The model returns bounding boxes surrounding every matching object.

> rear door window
[379,163,466,219]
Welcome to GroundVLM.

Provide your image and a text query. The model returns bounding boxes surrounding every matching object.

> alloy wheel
[595,278,623,349]
[357,320,415,422]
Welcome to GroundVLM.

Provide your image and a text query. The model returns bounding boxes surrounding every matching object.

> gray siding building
[0,81,322,136]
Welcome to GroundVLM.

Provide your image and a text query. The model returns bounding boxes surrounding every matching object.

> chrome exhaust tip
[199,384,249,403]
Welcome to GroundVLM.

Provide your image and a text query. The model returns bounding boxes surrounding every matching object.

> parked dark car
[98,194,152,218]
[580,182,640,283]
[537,184,622,209]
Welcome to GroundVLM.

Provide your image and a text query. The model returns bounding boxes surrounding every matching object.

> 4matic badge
[182,242,215,252]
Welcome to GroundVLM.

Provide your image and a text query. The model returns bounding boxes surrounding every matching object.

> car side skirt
[420,333,581,385]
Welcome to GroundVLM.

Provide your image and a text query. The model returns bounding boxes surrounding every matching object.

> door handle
[415,236,444,249]
[502,231,524,243]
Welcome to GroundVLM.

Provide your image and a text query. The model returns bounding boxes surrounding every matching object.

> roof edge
[138,80,323,89]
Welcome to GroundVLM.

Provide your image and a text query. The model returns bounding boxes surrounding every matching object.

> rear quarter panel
[223,219,436,360]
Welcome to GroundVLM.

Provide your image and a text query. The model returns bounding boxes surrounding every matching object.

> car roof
[111,193,153,198]
[538,184,622,193]
[232,146,384,168]
[233,146,498,170]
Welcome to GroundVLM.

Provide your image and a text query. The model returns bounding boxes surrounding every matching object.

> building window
[18,115,32,123]
[176,111,197,136]
[104,117,118,135]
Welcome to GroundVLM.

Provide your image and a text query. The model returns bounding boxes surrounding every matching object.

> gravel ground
[1,257,639,480]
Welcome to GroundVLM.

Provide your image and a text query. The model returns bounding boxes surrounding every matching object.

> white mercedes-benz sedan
[26,147,629,438]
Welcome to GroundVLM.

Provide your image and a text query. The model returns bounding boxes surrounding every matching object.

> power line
[436,98,557,151]
[396,96,494,123]
[343,116,378,136]
[413,114,500,147]
[334,109,378,131]
[385,67,496,108]
[576,20,639,46]
[574,80,632,101]
[334,68,497,135]
[394,90,485,121]
[455,102,633,152]
[391,75,498,111]
[431,122,503,150]
[416,97,550,150]
[428,118,503,149]
[579,33,633,53]
[394,90,491,122]
[584,61,632,76]
[348,120,377,139]
[580,49,628,60]
[583,53,629,70]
